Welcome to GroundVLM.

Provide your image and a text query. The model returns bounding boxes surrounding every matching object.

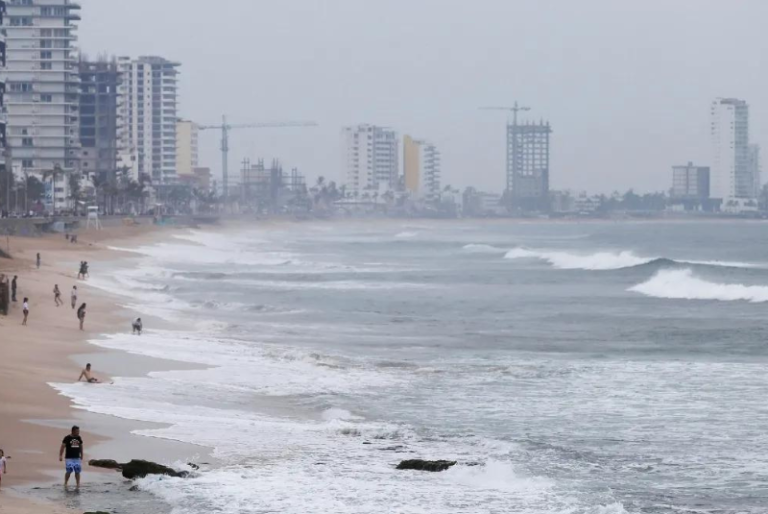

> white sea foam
[461,244,508,254]
[505,248,758,271]
[629,269,768,303]
[395,231,419,239]
[505,248,652,270]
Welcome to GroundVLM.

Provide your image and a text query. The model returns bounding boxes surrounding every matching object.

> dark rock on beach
[121,459,189,479]
[89,458,188,479]
[396,459,457,472]
[89,459,123,470]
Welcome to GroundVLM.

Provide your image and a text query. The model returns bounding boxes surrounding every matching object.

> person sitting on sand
[132,318,143,335]
[78,363,100,384]
[77,303,86,331]
[53,284,62,307]
[21,297,29,326]
[0,449,7,488]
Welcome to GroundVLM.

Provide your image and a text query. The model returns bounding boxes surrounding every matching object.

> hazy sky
[78,0,767,194]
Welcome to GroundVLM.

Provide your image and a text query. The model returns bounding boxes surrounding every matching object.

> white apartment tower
[117,56,180,184]
[710,98,753,204]
[342,124,398,197]
[3,0,82,211]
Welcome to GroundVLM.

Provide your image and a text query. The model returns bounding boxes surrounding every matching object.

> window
[40,51,52,60]
[40,62,52,70]
[54,29,68,37]
[10,17,34,26]
[21,137,33,147]
[40,40,53,49]
[9,83,33,92]
[41,94,52,103]
[22,159,34,169]
[40,29,53,37]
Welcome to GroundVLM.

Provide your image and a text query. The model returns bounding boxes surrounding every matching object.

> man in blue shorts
[59,426,84,489]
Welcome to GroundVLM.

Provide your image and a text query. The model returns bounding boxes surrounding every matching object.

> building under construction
[507,120,552,212]
[240,159,307,213]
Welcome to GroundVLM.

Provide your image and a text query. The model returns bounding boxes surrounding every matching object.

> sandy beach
[0,221,192,513]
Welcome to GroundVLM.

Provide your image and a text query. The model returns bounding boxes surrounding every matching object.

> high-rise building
[3,0,82,211]
[342,124,398,197]
[0,1,7,186]
[403,135,441,200]
[507,120,551,211]
[710,98,752,204]
[748,144,761,197]
[672,162,710,200]
[79,57,119,184]
[117,56,180,184]
[176,119,198,177]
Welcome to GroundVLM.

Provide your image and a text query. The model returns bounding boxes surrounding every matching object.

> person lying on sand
[78,363,100,384]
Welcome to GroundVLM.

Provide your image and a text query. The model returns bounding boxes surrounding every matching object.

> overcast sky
[78,0,767,194]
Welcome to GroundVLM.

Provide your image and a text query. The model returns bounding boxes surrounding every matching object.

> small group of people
[77,261,89,280]
[52,284,79,309]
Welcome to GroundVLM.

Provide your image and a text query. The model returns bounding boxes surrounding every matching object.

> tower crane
[198,116,318,199]
[479,102,531,126]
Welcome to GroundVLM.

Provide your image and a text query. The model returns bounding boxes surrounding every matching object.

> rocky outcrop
[121,459,189,479]
[396,459,457,472]
[88,458,188,479]
[89,459,122,470]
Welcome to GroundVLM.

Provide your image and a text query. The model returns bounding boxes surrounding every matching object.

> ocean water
[52,220,768,513]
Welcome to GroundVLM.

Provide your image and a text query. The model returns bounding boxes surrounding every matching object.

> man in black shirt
[59,426,84,489]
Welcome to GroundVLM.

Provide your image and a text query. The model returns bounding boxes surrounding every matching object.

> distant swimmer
[78,363,100,384]
[132,318,143,335]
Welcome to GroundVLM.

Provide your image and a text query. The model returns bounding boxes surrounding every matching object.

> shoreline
[0,222,211,513]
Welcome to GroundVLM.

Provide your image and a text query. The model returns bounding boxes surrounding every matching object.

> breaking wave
[462,244,508,254]
[629,269,768,303]
[504,248,758,271]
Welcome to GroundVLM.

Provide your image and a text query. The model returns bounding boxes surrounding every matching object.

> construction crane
[198,116,318,199]
[479,102,531,126]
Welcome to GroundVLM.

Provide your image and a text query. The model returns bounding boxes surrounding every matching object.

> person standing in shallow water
[59,426,84,489]
[77,303,86,330]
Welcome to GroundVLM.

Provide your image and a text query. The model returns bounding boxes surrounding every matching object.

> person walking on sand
[77,303,86,330]
[36,252,41,269]
[71,285,77,309]
[0,449,7,489]
[78,363,101,383]
[53,284,63,307]
[21,297,29,326]
[11,275,17,302]
[59,426,84,489]
[77,261,85,280]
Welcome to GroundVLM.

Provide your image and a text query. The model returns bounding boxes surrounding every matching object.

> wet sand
[0,222,205,513]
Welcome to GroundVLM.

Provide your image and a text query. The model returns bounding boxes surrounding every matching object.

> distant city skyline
[72,1,767,194]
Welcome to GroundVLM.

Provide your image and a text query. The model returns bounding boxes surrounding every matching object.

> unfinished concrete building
[507,120,551,212]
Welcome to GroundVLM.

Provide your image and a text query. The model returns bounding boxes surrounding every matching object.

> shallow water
[54,220,768,513]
